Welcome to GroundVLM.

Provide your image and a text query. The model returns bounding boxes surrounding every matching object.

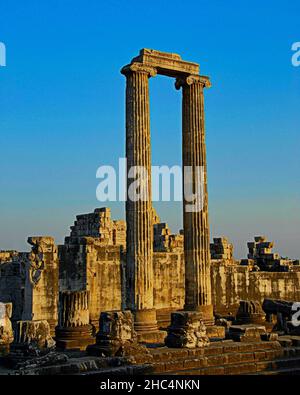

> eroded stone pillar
[176,75,213,324]
[121,63,165,342]
[55,290,94,350]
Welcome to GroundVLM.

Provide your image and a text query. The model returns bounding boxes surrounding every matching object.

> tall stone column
[121,63,164,341]
[176,75,213,324]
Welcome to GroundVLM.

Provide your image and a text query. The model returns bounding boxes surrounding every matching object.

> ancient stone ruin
[241,236,299,272]
[1,49,300,375]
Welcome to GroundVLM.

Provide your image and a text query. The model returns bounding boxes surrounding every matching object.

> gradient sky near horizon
[0,0,299,258]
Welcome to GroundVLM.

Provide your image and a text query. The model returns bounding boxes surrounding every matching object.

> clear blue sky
[0,0,299,258]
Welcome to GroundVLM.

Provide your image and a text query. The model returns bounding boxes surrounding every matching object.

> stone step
[154,354,300,376]
[255,366,300,375]
[156,362,257,375]
[11,356,130,375]
[149,340,282,364]
[152,350,285,374]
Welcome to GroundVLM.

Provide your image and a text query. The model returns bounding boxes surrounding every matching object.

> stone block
[207,354,226,366]
[153,362,166,373]
[183,358,203,369]
[203,366,225,375]
[87,310,152,363]
[228,324,266,342]
[164,360,185,371]
[261,333,279,341]
[239,352,255,363]
[224,362,256,375]
[225,353,241,364]
[206,325,226,339]
[254,351,266,361]
[235,300,266,325]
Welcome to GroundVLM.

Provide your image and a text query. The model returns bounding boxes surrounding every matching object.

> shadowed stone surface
[235,300,266,325]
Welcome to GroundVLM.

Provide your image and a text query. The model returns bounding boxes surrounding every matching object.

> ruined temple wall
[59,243,185,327]
[85,243,123,326]
[153,253,185,310]
[59,241,123,327]
[59,244,87,292]
[211,263,300,315]
[154,257,300,317]
[0,260,24,322]
[58,244,300,326]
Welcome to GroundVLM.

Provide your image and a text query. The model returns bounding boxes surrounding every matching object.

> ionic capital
[175,74,211,90]
[121,62,157,78]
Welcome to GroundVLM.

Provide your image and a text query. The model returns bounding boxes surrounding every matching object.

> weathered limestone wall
[59,242,300,326]
[59,239,124,328]
[85,241,123,327]
[59,243,185,328]
[0,239,59,332]
[153,253,185,311]
[211,263,300,316]
[0,257,24,323]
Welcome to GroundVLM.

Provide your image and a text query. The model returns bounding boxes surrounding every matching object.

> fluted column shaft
[177,75,212,312]
[59,290,90,328]
[122,63,156,312]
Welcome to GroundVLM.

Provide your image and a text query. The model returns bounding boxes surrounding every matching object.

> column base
[165,311,210,348]
[134,309,167,344]
[184,304,214,326]
[55,325,95,351]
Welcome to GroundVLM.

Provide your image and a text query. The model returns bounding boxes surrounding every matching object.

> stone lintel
[129,48,199,78]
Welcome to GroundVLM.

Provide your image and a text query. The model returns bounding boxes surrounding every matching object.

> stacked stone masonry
[241,236,299,272]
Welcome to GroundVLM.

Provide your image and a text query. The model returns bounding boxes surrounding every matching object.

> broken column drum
[55,290,94,350]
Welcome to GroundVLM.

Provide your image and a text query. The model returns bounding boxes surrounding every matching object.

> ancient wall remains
[0,238,59,333]
[59,238,124,328]
[240,236,299,272]
[0,255,24,323]
[211,263,300,316]
[66,207,126,247]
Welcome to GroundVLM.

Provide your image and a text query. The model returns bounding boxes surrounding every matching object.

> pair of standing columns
[121,63,213,330]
